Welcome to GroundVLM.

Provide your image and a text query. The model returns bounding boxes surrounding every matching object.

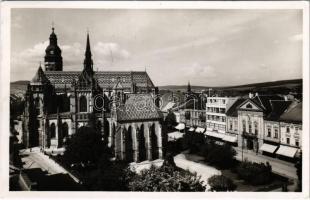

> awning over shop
[205,131,224,139]
[195,127,206,133]
[168,131,184,141]
[276,145,298,158]
[175,123,185,131]
[222,135,238,143]
[188,127,195,132]
[259,143,278,153]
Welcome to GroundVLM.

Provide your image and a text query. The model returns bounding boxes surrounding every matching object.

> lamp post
[241,131,244,162]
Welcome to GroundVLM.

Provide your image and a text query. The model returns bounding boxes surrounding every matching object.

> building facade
[22,28,164,162]
[206,97,238,134]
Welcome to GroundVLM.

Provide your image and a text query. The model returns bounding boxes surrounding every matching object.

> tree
[63,126,111,167]
[164,111,177,130]
[126,165,205,191]
[204,143,236,169]
[208,175,237,191]
[126,156,206,191]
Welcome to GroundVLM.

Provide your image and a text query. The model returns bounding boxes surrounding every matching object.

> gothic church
[23,27,164,162]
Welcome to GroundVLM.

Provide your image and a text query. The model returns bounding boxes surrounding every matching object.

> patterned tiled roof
[31,66,50,84]
[44,71,155,90]
[117,94,163,122]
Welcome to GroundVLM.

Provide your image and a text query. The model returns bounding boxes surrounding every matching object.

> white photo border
[0,1,309,199]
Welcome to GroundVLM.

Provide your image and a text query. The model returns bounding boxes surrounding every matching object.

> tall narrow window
[79,95,87,112]
[267,126,271,137]
[286,126,290,133]
[242,120,246,133]
[274,129,278,138]
[286,138,290,144]
[249,122,252,133]
[254,122,258,135]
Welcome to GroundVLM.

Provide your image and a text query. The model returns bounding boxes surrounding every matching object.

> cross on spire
[52,21,55,32]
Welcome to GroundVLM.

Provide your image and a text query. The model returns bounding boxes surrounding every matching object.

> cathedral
[22,27,164,162]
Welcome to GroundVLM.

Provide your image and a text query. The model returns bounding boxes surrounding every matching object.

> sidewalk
[20,148,80,183]
[233,147,297,179]
[174,153,221,190]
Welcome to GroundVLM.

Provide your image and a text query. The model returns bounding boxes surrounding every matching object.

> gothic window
[62,122,69,138]
[79,95,87,112]
[50,123,56,138]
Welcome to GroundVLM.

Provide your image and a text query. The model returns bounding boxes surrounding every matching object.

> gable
[238,99,263,112]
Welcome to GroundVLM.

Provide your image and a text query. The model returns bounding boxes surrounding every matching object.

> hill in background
[11,79,302,98]
[159,79,302,98]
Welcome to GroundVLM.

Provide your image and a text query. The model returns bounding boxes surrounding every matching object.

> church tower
[44,26,63,71]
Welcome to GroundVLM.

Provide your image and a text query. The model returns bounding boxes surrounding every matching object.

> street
[233,147,297,179]
[20,147,67,175]
[18,147,82,190]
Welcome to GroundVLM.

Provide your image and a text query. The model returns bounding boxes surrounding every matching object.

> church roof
[31,66,50,84]
[117,94,163,122]
[44,71,155,90]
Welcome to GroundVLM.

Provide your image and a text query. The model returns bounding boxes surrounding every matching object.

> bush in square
[208,175,237,191]
[236,160,273,185]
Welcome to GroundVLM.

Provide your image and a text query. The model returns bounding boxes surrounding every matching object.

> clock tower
[44,26,63,71]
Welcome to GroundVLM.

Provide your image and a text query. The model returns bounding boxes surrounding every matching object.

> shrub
[126,165,206,191]
[204,142,236,169]
[208,175,237,191]
[236,160,273,185]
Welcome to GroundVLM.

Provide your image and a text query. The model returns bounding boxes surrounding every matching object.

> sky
[11,9,302,86]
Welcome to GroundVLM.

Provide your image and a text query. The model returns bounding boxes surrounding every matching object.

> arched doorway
[61,122,69,146]
[124,126,134,162]
[138,124,146,162]
[50,123,56,139]
[150,123,159,160]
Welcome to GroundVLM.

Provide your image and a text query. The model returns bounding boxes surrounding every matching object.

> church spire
[45,25,63,71]
[83,32,93,75]
[187,81,191,93]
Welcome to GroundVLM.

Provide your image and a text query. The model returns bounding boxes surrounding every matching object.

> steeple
[187,81,191,93]
[45,25,63,71]
[83,32,93,75]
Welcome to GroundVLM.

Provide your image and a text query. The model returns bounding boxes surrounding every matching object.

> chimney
[249,92,253,98]
[255,92,259,97]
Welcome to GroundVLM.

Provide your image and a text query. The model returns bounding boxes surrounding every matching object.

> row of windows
[286,138,299,147]
[206,107,226,114]
[207,115,226,122]
[207,99,226,104]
